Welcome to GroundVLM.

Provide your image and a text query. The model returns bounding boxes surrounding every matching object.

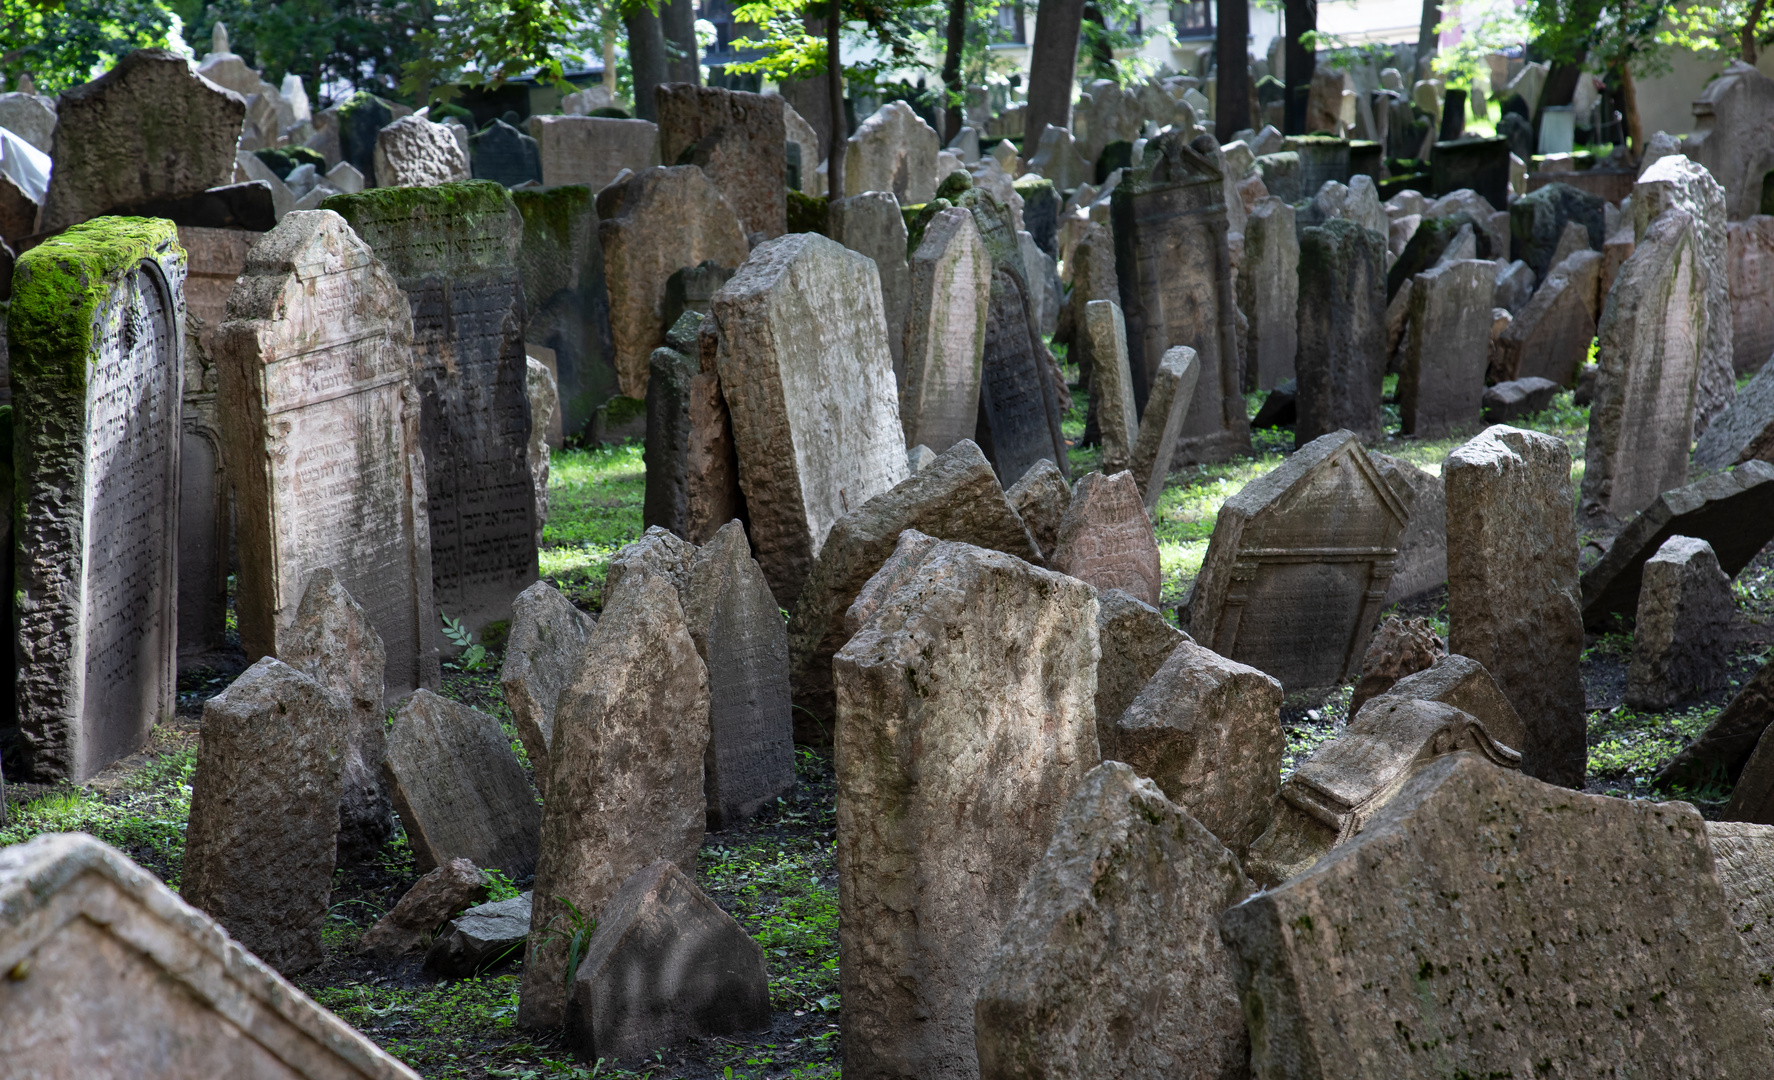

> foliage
[1657,0,1774,58]
[1432,5,1534,89]
[1,0,181,93]
[440,613,491,671]
[0,741,195,886]
[1080,0,1175,84]
[537,440,644,611]
[725,0,936,91]
[399,0,593,106]
[171,0,435,106]
[1525,0,1671,77]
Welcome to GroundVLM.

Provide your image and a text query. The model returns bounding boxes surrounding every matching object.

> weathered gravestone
[1112,131,1251,462]
[1372,652,1530,751]
[384,689,542,879]
[12,217,183,781]
[1656,656,1774,792]
[373,115,470,188]
[1729,217,1774,373]
[1706,820,1774,1044]
[1483,375,1564,422]
[1399,258,1494,438]
[830,191,911,376]
[1447,424,1586,786]
[973,762,1254,1080]
[0,833,421,1078]
[519,570,711,1030]
[643,319,699,536]
[1581,208,1707,526]
[1369,451,1447,603]
[1634,154,1735,435]
[657,84,787,240]
[1129,346,1199,508]
[1084,300,1137,474]
[1094,588,1187,732]
[426,892,532,977]
[469,119,542,188]
[846,101,940,205]
[1189,430,1408,690]
[1697,356,1774,469]
[834,541,1099,1080]
[1005,457,1070,557]
[39,49,245,234]
[605,524,696,596]
[323,182,539,633]
[511,187,616,439]
[526,356,556,539]
[328,91,398,180]
[710,232,908,605]
[358,858,489,959]
[1050,470,1163,607]
[500,579,597,789]
[182,657,346,975]
[218,209,439,697]
[1222,752,1774,1078]
[1347,614,1447,714]
[1295,218,1388,445]
[528,115,660,189]
[598,166,749,399]
[901,206,989,455]
[1509,180,1607,279]
[1725,710,1774,825]
[1058,222,1117,387]
[0,89,55,154]
[1625,535,1735,709]
[1240,195,1300,392]
[1682,59,1774,220]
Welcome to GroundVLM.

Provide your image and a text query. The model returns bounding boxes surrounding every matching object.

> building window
[1171,0,1212,38]
[995,2,1027,44]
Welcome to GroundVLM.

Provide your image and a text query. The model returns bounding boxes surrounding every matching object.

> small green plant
[531,898,599,998]
[483,867,523,903]
[441,613,490,671]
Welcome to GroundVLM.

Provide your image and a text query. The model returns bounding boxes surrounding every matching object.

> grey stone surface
[500,580,597,787]
[470,119,542,187]
[373,115,471,188]
[834,541,1100,1080]
[0,833,420,1078]
[1084,300,1137,474]
[425,892,533,977]
[845,101,939,205]
[1369,451,1446,603]
[1682,60,1774,220]
[1447,425,1585,786]
[1130,346,1199,508]
[1190,431,1408,691]
[1005,457,1070,558]
[973,762,1253,1080]
[523,361,555,529]
[1696,350,1774,470]
[605,525,696,597]
[1483,375,1562,423]
[182,657,347,975]
[1626,535,1735,709]
[529,115,660,191]
[0,90,55,153]
[902,207,990,455]
[1373,653,1530,753]
[1509,180,1606,279]
[1296,218,1388,445]
[1657,657,1774,792]
[1241,196,1300,392]
[657,84,787,239]
[1094,588,1187,734]
[1633,155,1734,436]
[1706,821,1774,1044]
[1400,259,1495,438]
[1493,258,1535,314]
[358,858,489,959]
[1223,752,1774,1078]
[830,191,910,375]
[1050,470,1163,607]
[511,184,618,441]
[1728,216,1774,374]
[644,337,697,536]
[1347,614,1446,716]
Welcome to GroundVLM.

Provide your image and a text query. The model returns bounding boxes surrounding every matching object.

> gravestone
[605,526,696,597]
[0,90,55,153]
[1347,615,1448,714]
[1706,821,1774,1046]
[1696,358,1774,468]
[358,858,488,958]
[1050,470,1164,607]
[683,521,795,828]
[1111,639,1284,856]
[426,892,533,977]
[1633,155,1734,435]
[1112,131,1251,462]
[39,49,245,233]
[902,206,989,455]
[323,182,539,633]
[657,84,788,239]
[500,580,597,786]
[1240,196,1299,391]
[974,763,1254,1080]
[1494,257,1536,314]
[1222,753,1774,1077]
[1026,124,1092,191]
[685,336,745,545]
[1060,223,1117,379]
[1399,259,1494,438]
[1430,136,1510,210]
[1189,431,1408,690]
[1005,457,1070,558]
[332,92,397,180]
[526,356,555,540]
[1682,60,1774,220]
[1084,300,1137,474]
[1371,653,1529,750]
[830,191,911,375]
[218,209,439,699]
[528,115,661,189]
[663,261,736,333]
[1013,175,1058,256]
[1728,716,1774,824]
[470,119,543,187]
[0,833,421,1078]
[1626,535,1735,709]
[1094,588,1187,732]
[846,101,939,205]
[182,657,346,975]
[597,166,749,398]
[373,115,470,188]
[12,218,182,782]
[1657,658,1774,793]
[1130,346,1199,508]
[1489,249,1600,386]
[1295,218,1388,445]
[1729,218,1774,374]
[709,232,908,605]
[384,689,542,879]
[1447,425,1585,786]
[1581,208,1707,526]
[1509,181,1607,279]
[519,569,710,1029]
[1369,451,1447,602]
[834,541,1099,1080]
[644,331,697,536]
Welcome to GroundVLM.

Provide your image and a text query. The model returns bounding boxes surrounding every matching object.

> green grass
[539,442,646,611]
[0,741,195,886]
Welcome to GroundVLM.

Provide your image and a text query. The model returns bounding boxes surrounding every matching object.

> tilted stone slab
[1129,346,1199,508]
[605,525,697,597]
[373,116,470,188]
[1707,820,1774,1044]
[500,580,597,789]
[845,101,939,205]
[1005,457,1069,559]
[1695,351,1774,469]
[1728,217,1774,376]
[1657,657,1774,792]
[1489,246,1602,395]
[1094,588,1187,734]
[643,336,697,535]
[528,115,659,190]
[511,184,619,440]
[1050,470,1163,608]
[1084,299,1137,474]
[1726,722,1774,825]
[1370,652,1528,752]
[1295,218,1388,446]
[1633,155,1734,436]
[902,207,989,455]
[1368,451,1446,603]
[830,191,910,375]
[1240,196,1299,391]
[657,84,787,240]
[1399,258,1494,438]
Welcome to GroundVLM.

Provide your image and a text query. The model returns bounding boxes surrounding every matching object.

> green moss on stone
[322,181,519,278]
[933,170,973,203]
[786,190,828,236]
[604,394,646,425]
[589,106,631,119]
[512,185,591,248]
[252,146,326,180]
[10,217,181,382]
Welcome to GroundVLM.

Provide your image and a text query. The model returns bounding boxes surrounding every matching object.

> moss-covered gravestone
[323,182,539,633]
[11,216,185,782]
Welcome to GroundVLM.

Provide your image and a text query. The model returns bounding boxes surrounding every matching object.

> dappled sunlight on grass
[540,440,645,610]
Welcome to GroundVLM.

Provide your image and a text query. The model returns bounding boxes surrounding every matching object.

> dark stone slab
[643,330,698,537]
[1483,376,1561,423]
[471,119,543,187]
[1431,137,1509,211]
[512,185,617,441]
[101,181,276,231]
[1296,219,1388,445]
[1510,181,1608,279]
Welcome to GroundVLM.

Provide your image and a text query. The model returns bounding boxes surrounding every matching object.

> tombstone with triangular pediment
[1188,430,1409,689]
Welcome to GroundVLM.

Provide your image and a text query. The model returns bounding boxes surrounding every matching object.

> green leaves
[400,0,584,106]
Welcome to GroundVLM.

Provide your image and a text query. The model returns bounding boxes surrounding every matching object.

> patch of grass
[0,742,195,886]
[1587,701,1721,784]
[542,441,646,611]
[1150,453,1286,605]
[309,975,539,1078]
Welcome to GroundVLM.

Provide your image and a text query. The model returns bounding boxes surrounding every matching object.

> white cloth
[0,126,50,203]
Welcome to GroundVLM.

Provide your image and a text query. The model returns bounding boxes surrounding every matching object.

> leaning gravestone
[1130,346,1199,507]
[901,206,990,455]
[323,182,539,632]
[1706,821,1774,1045]
[1240,195,1300,391]
[1399,258,1494,438]
[1625,535,1735,710]
[1633,155,1733,435]
[644,328,698,536]
[373,115,470,188]
[1371,653,1530,751]
[0,833,421,1078]
[710,232,908,605]
[500,579,597,788]
[835,541,1099,1080]
[846,101,940,205]
[218,209,439,698]
[1189,430,1409,691]
[1488,249,1601,385]
[469,119,542,188]
[657,84,788,240]
[1695,356,1774,468]
[974,762,1254,1080]
[529,115,661,190]
[1094,588,1187,732]
[1050,470,1164,607]
[1728,218,1774,374]
[1369,451,1447,603]
[1005,457,1071,558]
[830,191,911,376]
[518,569,711,1030]
[1085,300,1138,475]
[1112,131,1251,462]
[1509,180,1607,279]
[1447,425,1586,786]
[12,217,183,782]
[1222,752,1774,1077]
[1295,217,1388,445]
[182,657,346,975]
[39,49,245,233]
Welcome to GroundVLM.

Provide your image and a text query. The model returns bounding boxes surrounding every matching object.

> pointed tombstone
[384,689,542,880]
[1050,470,1164,608]
[1447,424,1585,787]
[1223,753,1774,1077]
[500,580,597,789]
[1369,653,1530,752]
[1189,431,1409,691]
[1581,208,1707,527]
[607,525,698,598]
[1095,588,1188,733]
[470,118,542,187]
[973,763,1254,1080]
[1084,300,1137,475]
[1633,155,1733,435]
[830,191,911,377]
[218,209,440,700]
[322,182,540,633]
[1295,217,1389,446]
[787,439,1042,739]
[1727,718,1774,824]
[512,184,618,441]
[1111,131,1251,462]
[1129,346,1199,508]
[682,520,795,828]
[846,102,940,205]
[1626,535,1735,710]
[1240,195,1300,391]
[0,834,421,1079]
[182,657,347,975]
[519,570,711,1030]
[38,49,245,233]
[1006,457,1070,558]
[1111,639,1285,857]
[902,207,990,455]
[835,541,1100,1080]
[656,84,788,240]
[1487,249,1601,385]
[710,232,909,606]
[1399,259,1495,438]
[1026,124,1092,191]
[1508,180,1607,279]
[12,218,183,782]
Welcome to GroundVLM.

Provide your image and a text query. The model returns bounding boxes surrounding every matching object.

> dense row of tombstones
[5,39,1774,1080]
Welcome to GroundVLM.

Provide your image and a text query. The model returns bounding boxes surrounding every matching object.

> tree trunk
[1283,0,1316,135]
[1215,0,1251,143]
[662,0,700,86]
[1023,0,1086,140]
[623,2,668,121]
[1416,0,1440,77]
[942,0,966,142]
[1082,3,1113,77]
[1744,0,1769,63]
[827,0,846,199]
[1618,59,1643,160]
